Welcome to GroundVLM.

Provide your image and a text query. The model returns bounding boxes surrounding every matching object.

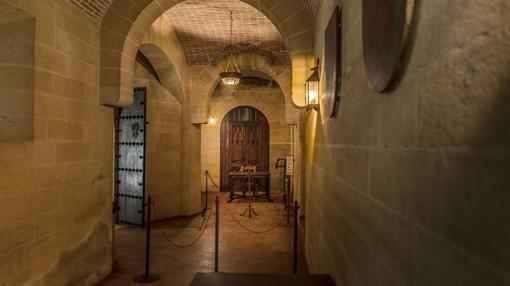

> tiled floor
[97,194,307,285]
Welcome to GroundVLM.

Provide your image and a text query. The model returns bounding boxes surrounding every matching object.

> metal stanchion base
[240,202,258,218]
[133,273,161,283]
[201,206,211,217]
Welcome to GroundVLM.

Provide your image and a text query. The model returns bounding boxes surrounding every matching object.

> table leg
[228,177,234,203]
[267,177,273,202]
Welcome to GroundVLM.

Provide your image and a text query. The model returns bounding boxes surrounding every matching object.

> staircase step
[190,272,336,286]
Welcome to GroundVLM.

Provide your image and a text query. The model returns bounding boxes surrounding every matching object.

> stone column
[180,103,202,215]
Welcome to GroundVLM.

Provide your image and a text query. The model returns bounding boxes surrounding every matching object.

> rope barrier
[207,172,247,192]
[223,200,288,234]
[207,173,221,190]
[229,210,285,234]
[151,201,211,248]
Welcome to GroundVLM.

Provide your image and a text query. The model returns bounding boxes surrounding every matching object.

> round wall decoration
[362,0,415,93]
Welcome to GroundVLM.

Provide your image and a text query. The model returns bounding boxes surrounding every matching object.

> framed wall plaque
[323,6,341,118]
[363,0,415,93]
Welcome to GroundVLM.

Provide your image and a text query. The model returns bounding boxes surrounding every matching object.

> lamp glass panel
[306,81,319,105]
[222,77,241,86]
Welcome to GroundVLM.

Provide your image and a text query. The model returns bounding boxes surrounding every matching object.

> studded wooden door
[220,106,269,191]
[115,88,147,228]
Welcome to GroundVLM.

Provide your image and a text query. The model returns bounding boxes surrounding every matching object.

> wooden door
[220,107,269,191]
[115,87,147,228]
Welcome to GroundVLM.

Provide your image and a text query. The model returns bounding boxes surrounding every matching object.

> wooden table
[228,171,271,202]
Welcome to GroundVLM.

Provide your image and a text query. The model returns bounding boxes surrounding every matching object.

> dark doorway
[115,87,147,227]
[220,106,270,191]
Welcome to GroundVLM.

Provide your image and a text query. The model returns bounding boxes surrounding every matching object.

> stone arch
[189,53,299,124]
[100,0,314,107]
[201,79,291,195]
[217,101,283,131]
[138,43,185,104]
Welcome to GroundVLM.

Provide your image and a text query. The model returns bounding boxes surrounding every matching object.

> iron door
[116,87,147,228]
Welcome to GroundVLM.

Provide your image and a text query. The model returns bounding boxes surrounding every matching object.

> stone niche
[0,2,35,141]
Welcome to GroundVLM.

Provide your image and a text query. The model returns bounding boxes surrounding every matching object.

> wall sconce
[208,115,216,124]
[305,59,320,111]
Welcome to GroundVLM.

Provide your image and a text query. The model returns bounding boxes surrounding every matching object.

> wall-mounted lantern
[208,115,216,124]
[305,59,320,111]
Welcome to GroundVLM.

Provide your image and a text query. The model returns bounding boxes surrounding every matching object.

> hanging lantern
[305,60,320,111]
[220,55,242,86]
[220,11,242,86]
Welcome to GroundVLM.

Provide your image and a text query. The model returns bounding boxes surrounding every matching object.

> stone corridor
[98,195,307,286]
[1,0,509,285]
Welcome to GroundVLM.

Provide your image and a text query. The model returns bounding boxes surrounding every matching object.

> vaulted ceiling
[302,0,321,19]
[70,0,111,22]
[165,0,289,66]
[70,0,321,24]
[70,0,322,65]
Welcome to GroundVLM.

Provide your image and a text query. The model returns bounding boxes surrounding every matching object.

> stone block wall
[0,0,113,285]
[0,2,35,141]
[134,63,183,220]
[201,82,291,198]
[305,0,510,285]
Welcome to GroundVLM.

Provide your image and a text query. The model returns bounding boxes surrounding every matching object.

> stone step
[190,272,336,286]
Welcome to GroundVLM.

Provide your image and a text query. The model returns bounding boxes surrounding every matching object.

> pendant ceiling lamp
[220,11,242,86]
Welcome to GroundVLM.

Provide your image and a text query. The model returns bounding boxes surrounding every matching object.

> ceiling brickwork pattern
[165,0,289,66]
[69,0,321,65]
[68,0,321,24]
[69,0,112,22]
[302,0,321,19]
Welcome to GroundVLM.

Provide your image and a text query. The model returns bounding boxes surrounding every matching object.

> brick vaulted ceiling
[69,0,322,65]
[302,0,321,19]
[70,0,321,25]
[164,0,289,66]
[69,0,112,22]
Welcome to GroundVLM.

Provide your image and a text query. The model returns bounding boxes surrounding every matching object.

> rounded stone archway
[139,43,185,104]
[189,52,299,124]
[201,67,291,196]
[100,0,314,108]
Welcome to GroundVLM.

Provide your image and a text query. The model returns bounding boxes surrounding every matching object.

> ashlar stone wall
[201,82,291,198]
[304,0,510,285]
[0,0,113,285]
[0,2,35,141]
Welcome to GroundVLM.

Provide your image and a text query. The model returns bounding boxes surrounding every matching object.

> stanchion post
[134,196,160,283]
[145,196,152,276]
[287,176,291,224]
[215,195,219,272]
[206,171,209,209]
[293,201,299,274]
[202,170,209,216]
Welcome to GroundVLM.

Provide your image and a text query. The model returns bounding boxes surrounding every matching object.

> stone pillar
[180,104,202,215]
